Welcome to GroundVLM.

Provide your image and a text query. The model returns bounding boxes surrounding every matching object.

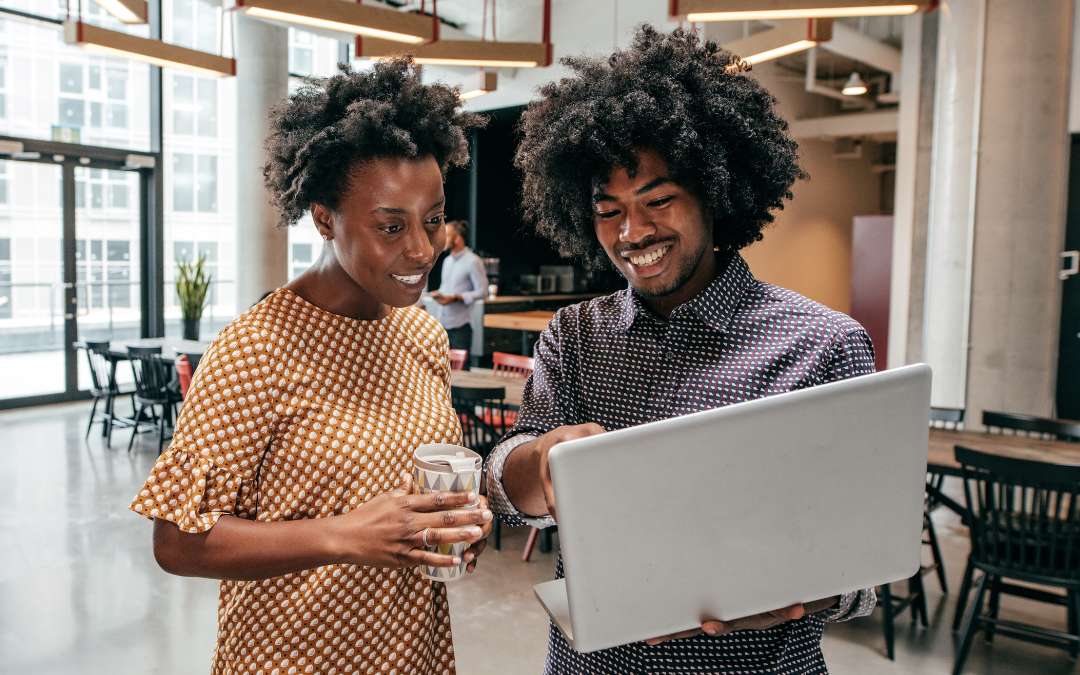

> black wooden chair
[877,501,949,660]
[82,341,134,447]
[983,411,1080,442]
[951,445,1080,674]
[126,346,182,454]
[452,384,508,550]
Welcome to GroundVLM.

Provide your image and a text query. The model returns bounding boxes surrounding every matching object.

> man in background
[431,220,488,368]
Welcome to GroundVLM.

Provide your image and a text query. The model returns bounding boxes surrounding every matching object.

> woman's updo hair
[262,59,486,227]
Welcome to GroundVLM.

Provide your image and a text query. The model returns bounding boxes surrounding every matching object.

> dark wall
[440,105,563,294]
[434,105,626,295]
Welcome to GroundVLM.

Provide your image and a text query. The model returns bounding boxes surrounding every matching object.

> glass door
[74,166,142,393]
[0,161,66,401]
[0,153,146,408]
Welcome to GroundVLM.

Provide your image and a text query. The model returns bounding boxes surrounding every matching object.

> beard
[615,239,709,299]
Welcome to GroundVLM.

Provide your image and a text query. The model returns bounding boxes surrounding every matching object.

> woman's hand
[463,494,493,573]
[329,472,493,569]
[152,472,493,581]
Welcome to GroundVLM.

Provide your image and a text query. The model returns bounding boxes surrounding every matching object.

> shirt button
[664,351,676,360]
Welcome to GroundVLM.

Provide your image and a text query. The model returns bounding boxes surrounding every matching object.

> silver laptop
[534,364,932,653]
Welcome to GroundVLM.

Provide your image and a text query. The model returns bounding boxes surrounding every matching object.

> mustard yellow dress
[130,289,462,675]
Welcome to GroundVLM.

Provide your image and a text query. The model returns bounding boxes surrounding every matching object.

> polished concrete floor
[1,400,1077,674]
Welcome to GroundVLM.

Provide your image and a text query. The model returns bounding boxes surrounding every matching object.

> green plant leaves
[176,252,212,321]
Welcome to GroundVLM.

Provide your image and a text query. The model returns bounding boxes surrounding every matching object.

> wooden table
[483,311,555,356]
[926,427,1080,516]
[450,368,526,408]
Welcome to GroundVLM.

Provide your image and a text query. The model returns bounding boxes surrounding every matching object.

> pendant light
[842,71,868,95]
[234,0,435,44]
[453,70,497,100]
[720,18,832,65]
[91,0,147,24]
[64,21,236,77]
[669,0,929,21]
[357,0,553,68]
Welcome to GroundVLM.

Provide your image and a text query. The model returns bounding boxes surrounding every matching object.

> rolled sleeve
[484,433,557,528]
[817,588,877,622]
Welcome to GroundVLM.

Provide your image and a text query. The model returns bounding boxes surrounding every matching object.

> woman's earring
[321,234,328,240]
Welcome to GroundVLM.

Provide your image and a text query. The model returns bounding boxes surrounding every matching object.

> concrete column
[886,12,925,369]
[235,14,289,311]
[922,0,986,407]
[965,0,1072,421]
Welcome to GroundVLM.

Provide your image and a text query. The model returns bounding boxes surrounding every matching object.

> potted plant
[177,253,212,341]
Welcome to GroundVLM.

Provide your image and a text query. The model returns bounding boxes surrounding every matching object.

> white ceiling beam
[787,110,899,139]
[819,21,902,73]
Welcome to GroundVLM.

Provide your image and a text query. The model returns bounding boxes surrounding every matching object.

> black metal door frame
[0,137,162,411]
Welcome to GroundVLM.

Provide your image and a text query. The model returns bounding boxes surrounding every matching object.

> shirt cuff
[816,588,876,622]
[485,433,557,529]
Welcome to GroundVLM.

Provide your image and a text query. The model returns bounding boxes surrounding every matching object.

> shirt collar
[613,253,754,334]
[449,246,470,260]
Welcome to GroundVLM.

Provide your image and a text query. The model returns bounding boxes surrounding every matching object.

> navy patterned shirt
[486,253,877,675]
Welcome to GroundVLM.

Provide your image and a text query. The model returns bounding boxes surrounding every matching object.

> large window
[0,237,10,320]
[173,76,217,137]
[172,153,217,213]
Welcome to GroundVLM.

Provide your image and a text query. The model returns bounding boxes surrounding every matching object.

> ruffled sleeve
[130,449,252,532]
[128,309,281,532]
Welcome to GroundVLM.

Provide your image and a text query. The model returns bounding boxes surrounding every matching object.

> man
[486,26,876,675]
[431,219,488,367]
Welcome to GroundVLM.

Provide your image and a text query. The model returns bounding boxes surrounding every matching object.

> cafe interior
[1,0,1079,673]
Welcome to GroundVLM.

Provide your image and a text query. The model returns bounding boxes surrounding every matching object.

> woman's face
[312,155,447,310]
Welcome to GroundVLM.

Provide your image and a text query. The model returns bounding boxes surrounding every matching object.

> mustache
[614,238,675,256]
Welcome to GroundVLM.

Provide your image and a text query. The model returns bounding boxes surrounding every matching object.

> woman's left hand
[463,494,493,573]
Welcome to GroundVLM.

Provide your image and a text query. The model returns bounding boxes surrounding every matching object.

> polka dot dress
[130,289,462,675]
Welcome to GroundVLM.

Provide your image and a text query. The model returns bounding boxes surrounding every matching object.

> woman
[130,60,489,675]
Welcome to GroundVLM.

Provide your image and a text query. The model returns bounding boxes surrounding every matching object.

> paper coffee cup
[413,444,483,582]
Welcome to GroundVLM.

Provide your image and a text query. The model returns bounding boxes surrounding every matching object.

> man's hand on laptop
[644,597,839,645]
[503,423,606,522]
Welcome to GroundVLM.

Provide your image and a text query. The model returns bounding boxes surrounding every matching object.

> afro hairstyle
[263,59,486,228]
[514,25,806,267]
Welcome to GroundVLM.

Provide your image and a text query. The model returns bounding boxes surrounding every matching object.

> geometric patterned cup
[413,443,482,582]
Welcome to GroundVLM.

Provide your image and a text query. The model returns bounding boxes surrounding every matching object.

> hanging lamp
[356,0,553,68]
[453,70,497,100]
[91,0,148,24]
[720,18,832,65]
[234,0,434,44]
[64,21,236,77]
[669,0,930,21]
[842,71,868,95]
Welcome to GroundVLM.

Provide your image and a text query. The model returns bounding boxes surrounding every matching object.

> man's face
[444,223,462,251]
[592,147,714,298]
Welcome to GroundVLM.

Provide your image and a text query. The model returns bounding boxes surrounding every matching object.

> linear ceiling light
[721,18,832,65]
[92,0,148,24]
[453,70,497,100]
[358,38,550,68]
[234,0,434,44]
[64,21,236,77]
[670,0,927,21]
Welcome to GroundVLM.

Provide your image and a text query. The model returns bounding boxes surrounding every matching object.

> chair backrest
[492,351,535,379]
[451,384,508,459]
[174,354,193,399]
[448,349,467,371]
[930,406,965,430]
[127,346,170,402]
[956,445,1080,582]
[82,341,114,394]
[983,410,1080,442]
